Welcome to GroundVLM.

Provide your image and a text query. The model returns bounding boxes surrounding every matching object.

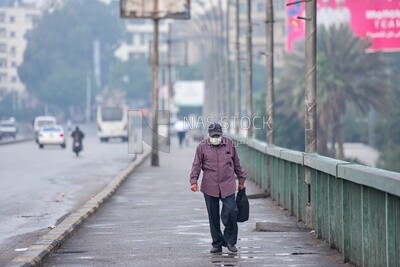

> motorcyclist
[71,126,84,154]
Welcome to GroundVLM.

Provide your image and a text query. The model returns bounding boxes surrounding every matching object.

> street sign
[120,0,190,20]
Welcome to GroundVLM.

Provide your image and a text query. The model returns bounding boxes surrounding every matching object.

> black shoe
[210,247,222,253]
[226,244,238,252]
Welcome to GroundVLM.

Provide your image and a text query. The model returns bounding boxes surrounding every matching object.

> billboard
[286,0,400,52]
[120,0,190,20]
[174,81,204,107]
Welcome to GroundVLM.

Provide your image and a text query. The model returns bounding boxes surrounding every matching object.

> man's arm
[189,145,203,186]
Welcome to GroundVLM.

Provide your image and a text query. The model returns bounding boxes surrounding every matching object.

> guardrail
[234,137,400,267]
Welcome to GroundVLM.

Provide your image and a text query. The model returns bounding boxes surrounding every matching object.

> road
[0,124,136,265]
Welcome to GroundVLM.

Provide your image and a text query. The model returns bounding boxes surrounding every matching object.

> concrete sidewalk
[42,140,351,267]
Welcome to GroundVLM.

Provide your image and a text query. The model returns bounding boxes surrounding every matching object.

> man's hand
[238,184,245,191]
[191,183,199,192]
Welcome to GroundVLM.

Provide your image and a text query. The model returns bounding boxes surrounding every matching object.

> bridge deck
[43,140,351,266]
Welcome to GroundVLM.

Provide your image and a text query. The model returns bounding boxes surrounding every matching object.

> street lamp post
[151,2,160,166]
[304,0,317,228]
[266,0,274,144]
[120,0,191,167]
[166,22,172,147]
[245,0,253,138]
[225,0,231,122]
[234,0,241,134]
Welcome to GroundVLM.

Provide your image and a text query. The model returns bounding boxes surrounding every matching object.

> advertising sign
[120,0,190,20]
[286,0,400,52]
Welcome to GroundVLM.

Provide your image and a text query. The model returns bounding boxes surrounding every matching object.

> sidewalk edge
[7,150,151,267]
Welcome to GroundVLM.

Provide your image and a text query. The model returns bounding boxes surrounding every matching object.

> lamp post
[234,0,241,134]
[266,0,274,144]
[245,0,253,138]
[151,0,160,166]
[120,0,191,167]
[225,0,232,123]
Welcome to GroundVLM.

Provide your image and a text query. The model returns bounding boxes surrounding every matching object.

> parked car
[37,124,66,149]
[33,116,57,142]
[0,118,18,139]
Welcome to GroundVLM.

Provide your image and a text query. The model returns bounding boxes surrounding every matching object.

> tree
[18,0,123,110]
[38,67,86,109]
[374,53,400,172]
[108,58,152,102]
[254,92,304,151]
[278,25,392,158]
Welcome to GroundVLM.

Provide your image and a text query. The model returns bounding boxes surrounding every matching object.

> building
[0,3,41,97]
[115,19,169,62]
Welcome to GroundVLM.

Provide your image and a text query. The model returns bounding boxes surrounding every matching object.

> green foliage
[342,104,368,143]
[375,109,400,150]
[254,92,304,150]
[278,25,391,157]
[376,142,400,172]
[38,67,86,109]
[18,0,123,107]
[108,58,152,101]
[373,53,400,172]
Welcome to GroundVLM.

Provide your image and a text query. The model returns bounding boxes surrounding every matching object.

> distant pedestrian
[189,122,247,253]
[174,118,189,148]
[67,119,72,132]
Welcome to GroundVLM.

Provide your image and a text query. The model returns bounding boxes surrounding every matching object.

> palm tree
[278,25,392,158]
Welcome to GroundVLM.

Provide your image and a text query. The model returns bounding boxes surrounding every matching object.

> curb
[7,150,151,267]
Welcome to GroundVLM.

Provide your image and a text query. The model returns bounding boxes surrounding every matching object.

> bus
[97,104,128,142]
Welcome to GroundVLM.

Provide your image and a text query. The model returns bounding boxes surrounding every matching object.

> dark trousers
[203,193,238,248]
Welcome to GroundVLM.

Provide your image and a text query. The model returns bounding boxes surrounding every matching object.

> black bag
[236,188,249,222]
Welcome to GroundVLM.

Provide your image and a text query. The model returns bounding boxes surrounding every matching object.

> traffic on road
[0,123,136,265]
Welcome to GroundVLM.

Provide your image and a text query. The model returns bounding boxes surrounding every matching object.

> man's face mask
[209,136,222,145]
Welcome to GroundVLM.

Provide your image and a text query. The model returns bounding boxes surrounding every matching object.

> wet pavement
[42,139,351,267]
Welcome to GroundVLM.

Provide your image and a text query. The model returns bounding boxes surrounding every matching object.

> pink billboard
[286,0,400,52]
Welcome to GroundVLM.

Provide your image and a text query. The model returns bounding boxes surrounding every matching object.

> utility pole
[304,0,317,228]
[151,0,160,166]
[234,0,241,134]
[120,0,190,166]
[218,0,225,119]
[246,0,253,138]
[166,22,172,146]
[86,71,91,123]
[266,0,274,144]
[225,0,231,122]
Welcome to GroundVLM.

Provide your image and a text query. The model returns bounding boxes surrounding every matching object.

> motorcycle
[72,137,82,156]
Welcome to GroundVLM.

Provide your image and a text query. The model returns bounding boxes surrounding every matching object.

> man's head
[208,123,223,137]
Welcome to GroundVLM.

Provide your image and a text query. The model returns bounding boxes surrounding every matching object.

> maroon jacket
[190,136,247,198]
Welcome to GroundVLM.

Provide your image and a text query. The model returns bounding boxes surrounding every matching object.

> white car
[37,125,66,149]
[33,115,57,142]
[0,120,18,139]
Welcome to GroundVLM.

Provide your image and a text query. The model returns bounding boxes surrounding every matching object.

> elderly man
[190,123,247,253]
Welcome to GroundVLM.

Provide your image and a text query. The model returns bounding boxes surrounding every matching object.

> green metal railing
[235,137,400,267]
